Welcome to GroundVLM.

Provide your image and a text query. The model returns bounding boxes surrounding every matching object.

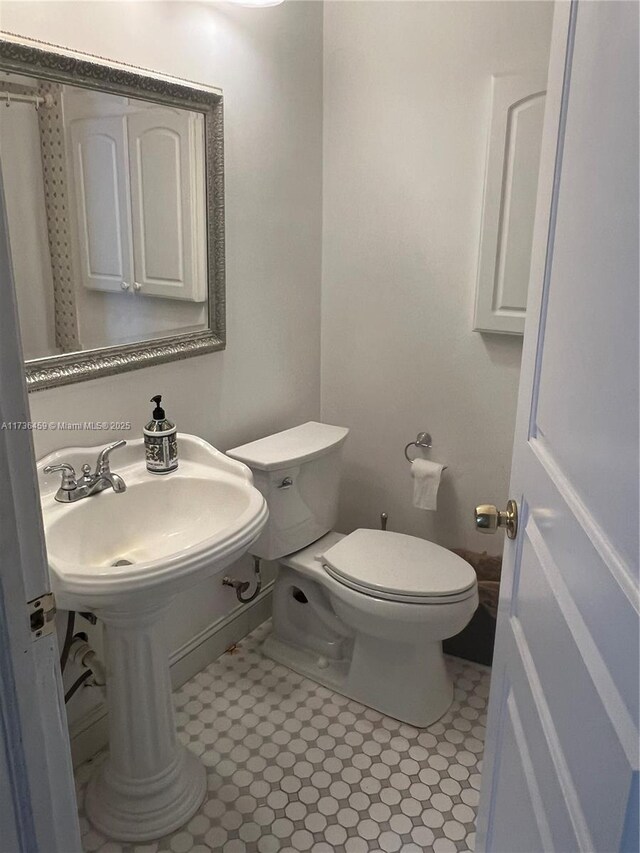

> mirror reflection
[0,71,208,361]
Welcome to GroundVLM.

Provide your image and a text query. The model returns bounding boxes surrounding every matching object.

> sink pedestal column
[84,603,206,842]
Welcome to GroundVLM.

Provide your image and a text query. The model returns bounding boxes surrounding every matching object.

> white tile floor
[77,621,490,853]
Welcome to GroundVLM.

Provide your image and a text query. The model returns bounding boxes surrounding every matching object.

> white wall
[0,0,323,718]
[322,0,553,554]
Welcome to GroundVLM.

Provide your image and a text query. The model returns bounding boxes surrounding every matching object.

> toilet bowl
[266,530,478,727]
[227,422,478,727]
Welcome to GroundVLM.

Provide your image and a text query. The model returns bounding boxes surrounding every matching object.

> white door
[476,3,639,852]
[69,115,133,294]
[127,108,207,302]
[0,168,81,852]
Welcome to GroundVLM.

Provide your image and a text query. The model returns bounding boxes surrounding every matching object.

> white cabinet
[473,73,546,335]
[128,110,206,301]
[69,108,206,302]
[69,115,133,294]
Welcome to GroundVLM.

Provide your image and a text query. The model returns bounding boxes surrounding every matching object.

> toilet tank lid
[226,422,349,472]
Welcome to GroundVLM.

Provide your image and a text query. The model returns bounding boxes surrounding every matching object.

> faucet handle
[43,462,77,491]
[79,463,93,485]
[95,440,127,475]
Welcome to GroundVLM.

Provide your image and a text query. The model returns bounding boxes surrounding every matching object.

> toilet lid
[321,529,477,601]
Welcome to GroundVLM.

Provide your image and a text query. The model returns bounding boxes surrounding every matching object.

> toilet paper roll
[411,459,444,510]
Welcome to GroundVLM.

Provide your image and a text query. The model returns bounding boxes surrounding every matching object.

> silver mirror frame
[0,34,225,392]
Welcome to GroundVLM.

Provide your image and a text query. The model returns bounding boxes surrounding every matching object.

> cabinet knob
[121,281,130,291]
[474,500,518,539]
[133,281,142,292]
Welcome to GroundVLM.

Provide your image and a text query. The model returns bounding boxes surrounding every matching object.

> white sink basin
[39,434,268,609]
[38,434,268,842]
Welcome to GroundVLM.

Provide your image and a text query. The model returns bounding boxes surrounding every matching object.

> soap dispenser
[144,395,178,474]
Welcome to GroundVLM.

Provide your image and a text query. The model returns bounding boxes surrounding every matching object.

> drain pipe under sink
[68,635,107,694]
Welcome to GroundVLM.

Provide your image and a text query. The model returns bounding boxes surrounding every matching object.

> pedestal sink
[38,435,268,842]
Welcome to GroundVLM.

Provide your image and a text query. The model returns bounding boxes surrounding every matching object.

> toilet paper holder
[404,432,447,469]
[404,432,432,461]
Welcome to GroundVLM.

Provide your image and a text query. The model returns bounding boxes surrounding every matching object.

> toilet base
[263,632,453,728]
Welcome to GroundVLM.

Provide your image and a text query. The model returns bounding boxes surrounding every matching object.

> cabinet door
[69,115,133,294]
[473,73,547,335]
[127,109,207,302]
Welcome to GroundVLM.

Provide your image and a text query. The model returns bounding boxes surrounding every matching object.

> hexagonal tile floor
[77,620,490,852]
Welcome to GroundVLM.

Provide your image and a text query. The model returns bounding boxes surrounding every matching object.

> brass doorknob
[475,500,518,539]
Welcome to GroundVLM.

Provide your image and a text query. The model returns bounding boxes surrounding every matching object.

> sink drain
[112,558,133,567]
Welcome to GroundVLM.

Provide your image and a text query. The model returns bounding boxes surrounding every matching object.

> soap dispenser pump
[144,394,178,474]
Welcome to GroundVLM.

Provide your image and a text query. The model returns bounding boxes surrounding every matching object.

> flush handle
[475,500,518,539]
[278,477,293,489]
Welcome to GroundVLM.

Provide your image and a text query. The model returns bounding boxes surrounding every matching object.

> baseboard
[69,582,273,768]
[169,582,273,687]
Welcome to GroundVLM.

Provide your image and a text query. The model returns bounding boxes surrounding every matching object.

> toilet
[227,422,478,728]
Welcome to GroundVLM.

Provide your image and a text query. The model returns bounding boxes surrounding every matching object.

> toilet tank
[227,422,349,560]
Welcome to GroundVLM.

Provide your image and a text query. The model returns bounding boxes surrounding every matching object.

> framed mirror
[0,34,225,391]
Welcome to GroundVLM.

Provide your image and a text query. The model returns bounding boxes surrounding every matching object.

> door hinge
[28,593,56,640]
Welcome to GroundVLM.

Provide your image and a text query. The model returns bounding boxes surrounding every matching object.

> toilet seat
[321,529,477,604]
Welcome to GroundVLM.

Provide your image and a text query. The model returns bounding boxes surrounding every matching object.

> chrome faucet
[44,440,128,503]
